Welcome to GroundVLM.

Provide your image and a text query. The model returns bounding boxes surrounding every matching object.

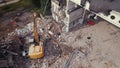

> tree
[32,0,51,15]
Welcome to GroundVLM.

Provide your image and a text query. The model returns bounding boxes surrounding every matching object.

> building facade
[51,0,86,32]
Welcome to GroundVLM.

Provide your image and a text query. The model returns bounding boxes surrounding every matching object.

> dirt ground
[54,21,120,68]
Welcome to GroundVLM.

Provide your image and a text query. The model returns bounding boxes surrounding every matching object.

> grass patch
[0,0,33,13]
[0,0,51,15]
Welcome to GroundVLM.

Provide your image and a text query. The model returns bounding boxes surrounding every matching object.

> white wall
[70,0,81,5]
[67,1,76,10]
[97,10,120,28]
[69,8,84,22]
[51,1,59,22]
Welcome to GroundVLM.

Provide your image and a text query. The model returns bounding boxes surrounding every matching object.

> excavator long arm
[34,18,40,45]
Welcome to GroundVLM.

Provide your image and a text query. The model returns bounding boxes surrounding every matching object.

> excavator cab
[28,12,44,59]
[28,42,44,59]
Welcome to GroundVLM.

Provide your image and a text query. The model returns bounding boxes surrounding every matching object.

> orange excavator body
[28,13,44,59]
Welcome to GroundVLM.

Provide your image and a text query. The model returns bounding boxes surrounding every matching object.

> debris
[87,20,95,26]
[13,20,17,26]
[48,31,54,36]
[0,60,8,68]
[3,49,18,56]
[87,37,91,39]
[64,49,85,68]
[87,64,91,68]
[64,50,75,68]
[105,63,109,68]
[8,54,14,67]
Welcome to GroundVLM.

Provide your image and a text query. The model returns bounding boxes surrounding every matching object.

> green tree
[32,0,51,15]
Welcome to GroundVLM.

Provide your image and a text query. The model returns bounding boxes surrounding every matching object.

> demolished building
[51,0,120,32]
[51,0,85,32]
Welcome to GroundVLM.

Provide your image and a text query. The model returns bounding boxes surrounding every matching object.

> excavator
[28,0,49,59]
[28,13,44,59]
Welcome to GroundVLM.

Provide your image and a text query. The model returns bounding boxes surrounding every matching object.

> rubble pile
[0,16,66,68]
[0,14,89,68]
[0,34,27,68]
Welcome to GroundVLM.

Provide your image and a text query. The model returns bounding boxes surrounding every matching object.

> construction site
[0,0,120,68]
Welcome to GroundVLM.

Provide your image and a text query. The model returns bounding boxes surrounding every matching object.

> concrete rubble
[0,15,63,68]
[0,14,120,68]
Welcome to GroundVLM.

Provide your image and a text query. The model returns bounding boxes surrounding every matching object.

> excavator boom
[34,18,40,45]
[28,13,44,59]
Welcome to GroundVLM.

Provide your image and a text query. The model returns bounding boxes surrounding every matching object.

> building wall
[66,0,76,10]
[65,0,85,31]
[51,0,84,32]
[51,1,60,22]
[70,0,81,5]
[90,0,120,13]
[69,8,84,22]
